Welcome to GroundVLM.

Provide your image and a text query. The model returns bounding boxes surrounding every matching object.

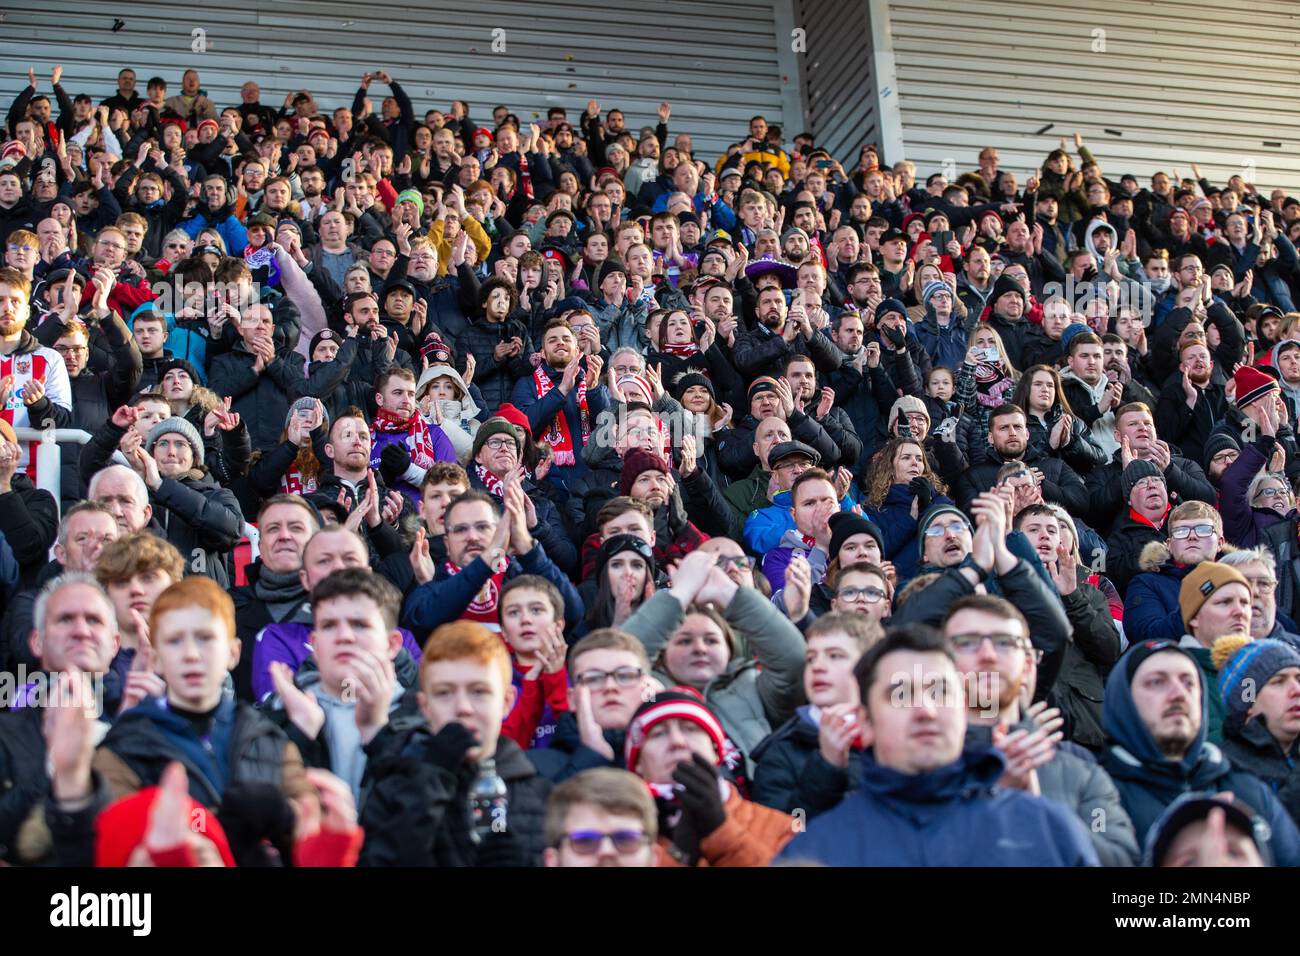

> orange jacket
[656,786,795,867]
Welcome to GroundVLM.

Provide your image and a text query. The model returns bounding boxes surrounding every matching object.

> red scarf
[373,407,437,469]
[279,465,317,496]
[444,560,505,629]
[517,152,534,200]
[533,364,589,467]
[475,463,504,500]
[660,342,699,357]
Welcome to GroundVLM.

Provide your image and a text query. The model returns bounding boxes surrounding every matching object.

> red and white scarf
[517,152,534,200]
[474,463,505,500]
[372,407,437,468]
[660,341,699,357]
[533,364,589,467]
[444,560,505,630]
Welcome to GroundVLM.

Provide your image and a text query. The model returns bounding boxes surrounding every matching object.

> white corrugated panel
[0,0,790,166]
[883,0,1300,190]
[795,0,878,163]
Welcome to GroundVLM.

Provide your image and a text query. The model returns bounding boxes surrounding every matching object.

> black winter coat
[459,314,533,415]
[1049,568,1122,750]
[358,733,551,866]
[955,441,1088,516]
[750,710,858,817]
[1103,510,1168,597]
[1220,716,1300,827]
[207,342,313,454]
[149,470,245,588]
[1085,448,1215,536]
[0,475,59,588]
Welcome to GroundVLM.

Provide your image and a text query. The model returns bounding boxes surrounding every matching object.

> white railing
[14,427,93,507]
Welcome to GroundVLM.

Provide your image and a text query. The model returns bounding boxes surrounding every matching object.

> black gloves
[218,781,297,867]
[423,721,478,773]
[908,476,934,511]
[379,441,411,486]
[881,323,907,351]
[669,753,727,863]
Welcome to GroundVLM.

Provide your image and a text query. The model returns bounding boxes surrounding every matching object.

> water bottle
[467,758,509,844]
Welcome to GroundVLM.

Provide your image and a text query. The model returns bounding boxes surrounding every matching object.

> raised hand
[783,554,812,621]
[818,703,860,769]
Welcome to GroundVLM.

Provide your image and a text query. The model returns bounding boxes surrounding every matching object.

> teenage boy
[751,612,881,814]
[94,577,309,806]
[542,768,658,867]
[358,620,553,866]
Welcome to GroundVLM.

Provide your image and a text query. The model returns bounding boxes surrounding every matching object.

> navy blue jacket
[1122,547,1195,646]
[777,745,1099,866]
[865,483,956,585]
[1099,649,1300,864]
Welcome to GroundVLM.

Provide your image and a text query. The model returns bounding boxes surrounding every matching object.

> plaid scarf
[533,364,589,467]
[372,407,437,468]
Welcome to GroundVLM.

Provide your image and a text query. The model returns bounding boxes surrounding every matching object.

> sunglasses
[559,830,649,855]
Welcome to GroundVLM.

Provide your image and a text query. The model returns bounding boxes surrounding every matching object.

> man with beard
[465,416,576,576]
[732,284,844,382]
[401,237,468,342]
[1098,639,1300,860]
[957,244,995,317]
[1155,340,1225,467]
[296,165,330,222]
[955,405,1088,515]
[180,175,247,255]
[510,319,609,491]
[826,309,904,471]
[943,594,1137,865]
[1085,403,1215,534]
[207,303,308,455]
[982,273,1032,370]
[612,449,708,570]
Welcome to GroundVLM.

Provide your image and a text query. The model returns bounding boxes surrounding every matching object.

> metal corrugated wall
[883,0,1300,190]
[0,0,790,165]
[794,0,877,164]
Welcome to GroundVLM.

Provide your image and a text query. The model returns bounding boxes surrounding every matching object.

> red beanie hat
[1234,364,1279,409]
[197,118,219,134]
[95,786,236,867]
[618,447,670,496]
[625,689,728,776]
[493,402,532,438]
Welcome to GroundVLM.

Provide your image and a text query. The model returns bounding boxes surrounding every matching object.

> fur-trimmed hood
[1138,539,1234,574]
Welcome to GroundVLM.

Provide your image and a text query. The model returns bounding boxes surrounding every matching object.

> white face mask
[1149,275,1172,293]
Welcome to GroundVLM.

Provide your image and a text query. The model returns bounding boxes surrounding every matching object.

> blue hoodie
[1099,647,1300,864]
[777,745,1099,866]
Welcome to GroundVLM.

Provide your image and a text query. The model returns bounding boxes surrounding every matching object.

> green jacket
[621,587,806,772]
[723,465,771,540]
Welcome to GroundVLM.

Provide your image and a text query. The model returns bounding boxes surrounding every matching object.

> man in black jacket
[715,376,840,482]
[732,284,844,382]
[359,619,552,866]
[0,418,59,589]
[1155,338,1228,468]
[954,404,1088,516]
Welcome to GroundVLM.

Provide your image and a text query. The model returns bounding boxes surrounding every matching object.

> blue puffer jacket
[1122,542,1196,645]
[777,745,1099,866]
[864,483,955,585]
[1099,647,1300,864]
[742,489,854,557]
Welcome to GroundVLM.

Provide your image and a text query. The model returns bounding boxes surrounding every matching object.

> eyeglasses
[1169,523,1217,540]
[448,521,495,536]
[574,666,644,689]
[1254,487,1290,500]
[1210,451,1238,465]
[54,345,88,356]
[836,586,886,604]
[949,633,1029,656]
[6,244,35,253]
[559,830,649,855]
[483,437,516,451]
[924,520,969,537]
[714,555,755,571]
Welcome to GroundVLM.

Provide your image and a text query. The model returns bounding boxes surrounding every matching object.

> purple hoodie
[251,620,424,702]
